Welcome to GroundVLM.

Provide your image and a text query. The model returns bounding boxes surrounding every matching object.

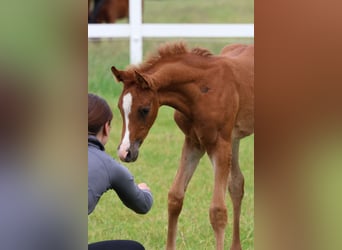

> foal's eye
[139,106,150,117]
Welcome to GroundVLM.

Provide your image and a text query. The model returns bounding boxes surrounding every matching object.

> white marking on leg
[118,92,132,159]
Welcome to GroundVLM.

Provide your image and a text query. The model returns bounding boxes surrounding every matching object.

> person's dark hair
[88,93,113,135]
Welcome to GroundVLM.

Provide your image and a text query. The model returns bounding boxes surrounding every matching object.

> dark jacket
[88,136,153,215]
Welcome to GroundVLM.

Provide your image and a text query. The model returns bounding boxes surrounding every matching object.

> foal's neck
[154,60,211,117]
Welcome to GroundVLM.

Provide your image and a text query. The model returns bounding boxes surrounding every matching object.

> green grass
[144,0,254,23]
[115,0,254,23]
[88,0,254,249]
[88,105,254,249]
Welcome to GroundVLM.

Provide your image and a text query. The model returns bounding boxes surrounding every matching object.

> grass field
[88,0,254,249]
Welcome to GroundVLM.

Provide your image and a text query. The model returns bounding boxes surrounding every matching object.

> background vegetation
[88,0,254,249]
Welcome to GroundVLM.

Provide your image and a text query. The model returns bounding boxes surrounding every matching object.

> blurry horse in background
[88,0,129,23]
[111,42,254,250]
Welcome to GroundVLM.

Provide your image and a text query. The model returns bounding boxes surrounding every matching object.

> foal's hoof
[230,244,242,250]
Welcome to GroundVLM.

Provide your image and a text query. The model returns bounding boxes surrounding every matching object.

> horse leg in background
[107,0,117,23]
[89,0,107,23]
[228,139,244,250]
[88,0,91,18]
[208,139,232,250]
[166,137,204,250]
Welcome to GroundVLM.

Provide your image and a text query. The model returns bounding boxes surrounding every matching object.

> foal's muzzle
[123,147,139,162]
[118,140,141,162]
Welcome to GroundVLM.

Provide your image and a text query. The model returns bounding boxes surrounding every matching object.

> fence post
[129,0,143,65]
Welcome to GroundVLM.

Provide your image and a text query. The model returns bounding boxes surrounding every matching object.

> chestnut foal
[111,42,254,250]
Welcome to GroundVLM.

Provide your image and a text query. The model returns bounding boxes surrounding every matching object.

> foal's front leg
[228,139,244,250]
[166,137,204,250]
[208,139,232,250]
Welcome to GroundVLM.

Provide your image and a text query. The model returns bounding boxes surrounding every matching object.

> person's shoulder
[88,144,113,173]
[90,149,127,172]
[103,155,128,173]
[105,156,133,181]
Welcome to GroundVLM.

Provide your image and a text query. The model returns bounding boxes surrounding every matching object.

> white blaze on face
[118,92,132,159]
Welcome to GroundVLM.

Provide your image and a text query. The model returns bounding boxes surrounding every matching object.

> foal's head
[111,66,159,162]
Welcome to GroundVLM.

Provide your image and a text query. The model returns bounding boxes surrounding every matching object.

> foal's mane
[127,41,213,73]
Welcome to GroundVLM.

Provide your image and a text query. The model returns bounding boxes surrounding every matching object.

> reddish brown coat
[111,42,254,250]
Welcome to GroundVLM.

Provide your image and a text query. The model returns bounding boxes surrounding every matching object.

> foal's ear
[134,71,155,90]
[111,66,127,83]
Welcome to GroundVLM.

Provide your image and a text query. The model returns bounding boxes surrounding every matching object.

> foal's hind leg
[166,136,204,250]
[228,139,244,250]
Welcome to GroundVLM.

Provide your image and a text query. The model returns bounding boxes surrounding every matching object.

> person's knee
[88,240,145,250]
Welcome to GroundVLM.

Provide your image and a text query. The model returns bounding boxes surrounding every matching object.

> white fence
[88,0,254,64]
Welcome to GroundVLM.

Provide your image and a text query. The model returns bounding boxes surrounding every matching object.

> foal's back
[220,44,253,58]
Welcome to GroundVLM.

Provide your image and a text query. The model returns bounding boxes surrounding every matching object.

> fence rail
[88,0,254,64]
